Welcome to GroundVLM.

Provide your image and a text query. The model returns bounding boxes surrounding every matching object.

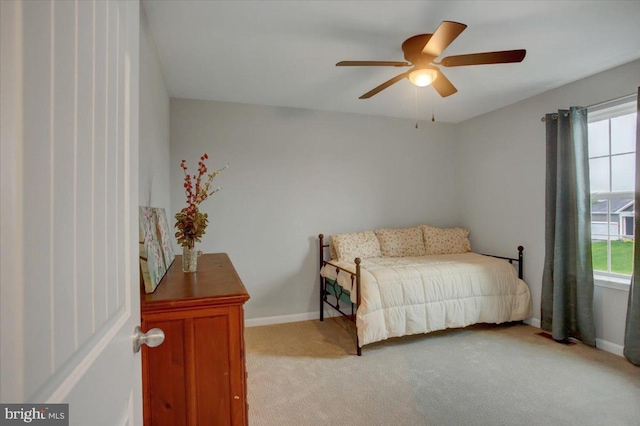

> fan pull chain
[430,89,435,122]
[414,86,419,128]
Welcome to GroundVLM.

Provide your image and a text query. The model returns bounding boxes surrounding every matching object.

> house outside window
[588,97,636,280]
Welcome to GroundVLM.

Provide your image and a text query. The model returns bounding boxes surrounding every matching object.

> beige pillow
[328,236,337,260]
[332,231,382,262]
[374,227,426,257]
[421,225,471,255]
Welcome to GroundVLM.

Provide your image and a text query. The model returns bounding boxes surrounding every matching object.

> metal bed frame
[318,233,524,356]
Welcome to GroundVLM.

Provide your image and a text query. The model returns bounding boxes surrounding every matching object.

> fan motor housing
[402,34,436,66]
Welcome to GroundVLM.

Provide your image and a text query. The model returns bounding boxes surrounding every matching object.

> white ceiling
[143,1,640,123]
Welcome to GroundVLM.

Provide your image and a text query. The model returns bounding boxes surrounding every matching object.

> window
[588,97,636,278]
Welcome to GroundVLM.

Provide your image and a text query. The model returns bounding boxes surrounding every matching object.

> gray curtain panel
[541,107,596,346]
[623,88,640,366]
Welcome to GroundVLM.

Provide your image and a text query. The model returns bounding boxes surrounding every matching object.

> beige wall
[139,7,171,216]
[167,56,639,352]
[170,99,459,319]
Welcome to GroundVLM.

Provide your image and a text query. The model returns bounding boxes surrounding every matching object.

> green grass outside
[592,240,635,275]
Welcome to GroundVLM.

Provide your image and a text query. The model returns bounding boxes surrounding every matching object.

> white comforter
[321,253,532,347]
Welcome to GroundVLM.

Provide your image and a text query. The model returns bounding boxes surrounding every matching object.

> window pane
[591,239,608,273]
[588,120,609,157]
[587,103,636,278]
[589,157,609,192]
[611,113,637,155]
[590,199,610,236]
[611,153,635,192]
[610,238,634,275]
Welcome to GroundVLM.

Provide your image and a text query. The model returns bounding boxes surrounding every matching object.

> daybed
[318,226,532,355]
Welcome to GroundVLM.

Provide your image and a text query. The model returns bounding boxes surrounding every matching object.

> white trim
[588,96,636,122]
[523,317,626,357]
[591,191,635,200]
[596,338,625,357]
[524,317,541,328]
[617,200,635,212]
[594,274,631,292]
[246,309,341,328]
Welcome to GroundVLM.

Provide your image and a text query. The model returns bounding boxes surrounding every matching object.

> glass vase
[182,246,198,273]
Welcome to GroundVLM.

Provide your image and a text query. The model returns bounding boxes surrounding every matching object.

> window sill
[594,274,631,292]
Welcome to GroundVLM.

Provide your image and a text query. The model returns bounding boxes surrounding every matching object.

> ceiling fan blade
[422,21,467,57]
[359,72,410,99]
[336,61,411,67]
[440,50,526,67]
[432,71,457,98]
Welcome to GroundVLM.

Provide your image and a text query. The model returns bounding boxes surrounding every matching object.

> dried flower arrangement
[174,154,228,249]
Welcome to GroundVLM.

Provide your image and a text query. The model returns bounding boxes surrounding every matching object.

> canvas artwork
[139,206,169,293]
[153,207,176,271]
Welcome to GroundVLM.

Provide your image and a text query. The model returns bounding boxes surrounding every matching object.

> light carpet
[245,318,640,426]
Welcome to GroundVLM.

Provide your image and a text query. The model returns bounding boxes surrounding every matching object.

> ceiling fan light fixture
[337,21,526,99]
[408,68,438,87]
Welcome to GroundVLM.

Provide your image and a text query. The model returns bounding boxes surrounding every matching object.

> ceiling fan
[336,21,526,99]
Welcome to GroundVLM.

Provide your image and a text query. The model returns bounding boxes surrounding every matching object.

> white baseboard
[524,317,541,328]
[245,309,340,328]
[522,317,625,357]
[596,338,625,357]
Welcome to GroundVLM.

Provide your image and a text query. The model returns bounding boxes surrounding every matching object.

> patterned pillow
[421,225,471,255]
[328,236,337,260]
[332,231,382,262]
[374,227,426,257]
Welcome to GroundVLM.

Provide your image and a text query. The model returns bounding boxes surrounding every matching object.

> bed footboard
[483,245,524,279]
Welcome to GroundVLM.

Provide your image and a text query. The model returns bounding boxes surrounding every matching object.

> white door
[1,1,142,425]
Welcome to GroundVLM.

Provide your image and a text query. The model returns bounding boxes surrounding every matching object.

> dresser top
[141,253,249,312]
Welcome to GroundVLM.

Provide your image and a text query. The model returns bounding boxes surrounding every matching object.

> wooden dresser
[141,253,250,426]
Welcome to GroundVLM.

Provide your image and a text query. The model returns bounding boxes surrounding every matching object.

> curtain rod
[540,92,636,122]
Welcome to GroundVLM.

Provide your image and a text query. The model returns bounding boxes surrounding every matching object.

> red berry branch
[175,154,228,248]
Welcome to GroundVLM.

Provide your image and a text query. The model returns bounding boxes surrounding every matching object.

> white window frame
[588,97,636,290]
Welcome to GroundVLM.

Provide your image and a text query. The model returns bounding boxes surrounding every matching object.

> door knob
[133,326,165,353]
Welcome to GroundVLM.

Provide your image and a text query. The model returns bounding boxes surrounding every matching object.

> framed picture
[139,206,169,293]
[153,207,176,272]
